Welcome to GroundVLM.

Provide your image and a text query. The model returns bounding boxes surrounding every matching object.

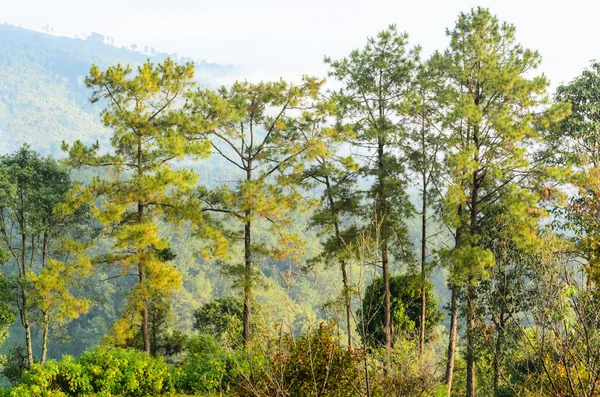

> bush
[193,296,244,347]
[176,334,247,395]
[7,347,175,397]
[236,322,364,397]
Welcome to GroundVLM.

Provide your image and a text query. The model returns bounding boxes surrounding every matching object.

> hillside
[0,23,235,155]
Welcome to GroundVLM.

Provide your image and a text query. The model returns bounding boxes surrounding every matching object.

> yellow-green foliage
[8,348,175,397]
[62,58,224,349]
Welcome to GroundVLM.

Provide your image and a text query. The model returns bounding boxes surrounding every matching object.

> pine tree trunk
[466,150,480,397]
[446,204,463,395]
[137,140,150,355]
[445,285,458,395]
[242,164,253,345]
[140,262,150,354]
[151,307,157,356]
[382,240,391,370]
[466,116,482,396]
[376,133,392,372]
[21,302,34,368]
[40,236,49,363]
[325,174,353,350]
[41,312,49,364]
[466,284,476,397]
[341,260,353,351]
[242,216,252,344]
[420,175,427,354]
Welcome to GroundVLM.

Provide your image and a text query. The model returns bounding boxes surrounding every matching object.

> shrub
[236,322,364,397]
[193,296,244,347]
[176,334,247,395]
[7,347,174,397]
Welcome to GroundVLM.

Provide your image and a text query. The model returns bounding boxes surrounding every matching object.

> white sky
[1,0,597,86]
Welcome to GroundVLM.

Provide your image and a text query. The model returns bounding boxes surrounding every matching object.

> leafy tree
[430,8,569,396]
[0,266,16,370]
[326,25,420,366]
[0,146,91,367]
[63,59,218,354]
[193,296,244,345]
[554,62,600,287]
[358,273,443,348]
[188,78,330,344]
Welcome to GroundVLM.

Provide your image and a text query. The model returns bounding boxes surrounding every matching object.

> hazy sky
[2,0,597,85]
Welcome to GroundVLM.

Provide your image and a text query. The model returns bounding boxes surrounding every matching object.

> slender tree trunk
[341,260,353,351]
[242,165,253,345]
[19,231,34,368]
[151,306,157,356]
[139,262,150,354]
[40,235,49,363]
[419,170,427,354]
[242,216,252,344]
[376,136,392,372]
[446,204,463,394]
[466,121,481,397]
[382,240,391,369]
[466,285,476,397]
[493,328,502,395]
[324,174,353,350]
[466,175,480,396]
[445,285,458,395]
[41,312,49,364]
[20,296,34,368]
[137,139,150,354]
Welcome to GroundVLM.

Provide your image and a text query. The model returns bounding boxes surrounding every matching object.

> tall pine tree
[188,78,330,344]
[326,25,419,367]
[63,59,215,354]
[431,8,569,396]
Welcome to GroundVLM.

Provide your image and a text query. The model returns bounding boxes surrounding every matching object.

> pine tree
[304,121,361,350]
[431,8,569,396]
[405,65,444,355]
[63,59,216,354]
[188,77,330,344]
[326,25,419,367]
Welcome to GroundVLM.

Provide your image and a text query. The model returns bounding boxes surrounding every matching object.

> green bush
[176,334,245,395]
[7,347,175,397]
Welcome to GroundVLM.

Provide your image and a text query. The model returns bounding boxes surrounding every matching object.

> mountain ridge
[0,23,236,155]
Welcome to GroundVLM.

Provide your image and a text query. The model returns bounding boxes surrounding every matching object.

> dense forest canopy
[1,7,600,397]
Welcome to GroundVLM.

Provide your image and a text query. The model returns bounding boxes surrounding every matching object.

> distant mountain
[0,23,236,155]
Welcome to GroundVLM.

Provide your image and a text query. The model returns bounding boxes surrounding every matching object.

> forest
[0,6,599,397]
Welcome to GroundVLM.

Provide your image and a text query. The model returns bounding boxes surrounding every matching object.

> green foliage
[175,334,243,395]
[188,76,331,343]
[0,23,233,156]
[0,145,92,367]
[193,297,244,346]
[359,274,443,347]
[7,347,174,397]
[1,9,599,397]
[0,273,16,371]
[63,58,221,352]
[554,61,600,167]
[326,24,419,253]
